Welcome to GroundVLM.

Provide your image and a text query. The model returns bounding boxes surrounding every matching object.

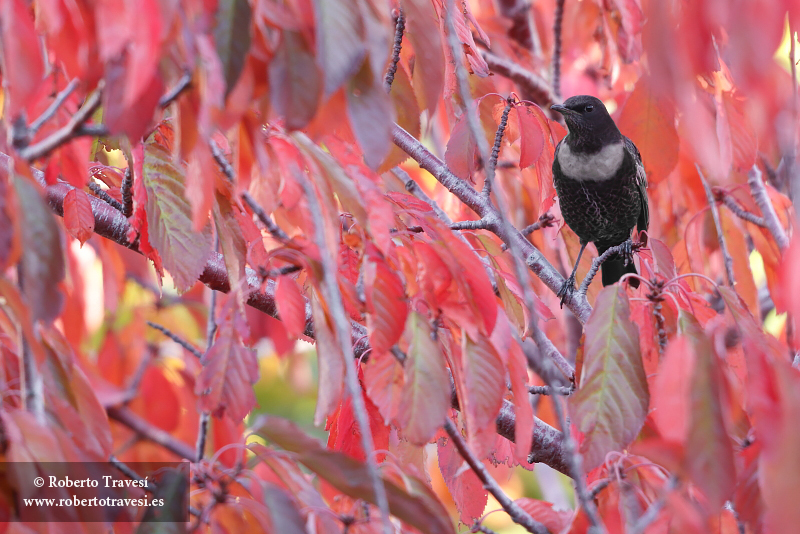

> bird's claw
[557,275,577,308]
[620,239,635,267]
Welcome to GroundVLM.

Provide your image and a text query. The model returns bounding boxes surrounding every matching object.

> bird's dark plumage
[550,95,648,303]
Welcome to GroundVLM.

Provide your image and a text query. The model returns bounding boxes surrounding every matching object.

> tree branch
[300,176,392,534]
[28,78,79,138]
[552,0,566,101]
[391,123,592,323]
[577,241,641,295]
[241,191,290,242]
[1,152,569,474]
[481,51,555,107]
[18,83,105,162]
[443,419,550,534]
[146,321,204,359]
[713,187,767,228]
[747,165,790,251]
[159,71,193,109]
[384,9,405,90]
[698,165,735,286]
[107,406,197,462]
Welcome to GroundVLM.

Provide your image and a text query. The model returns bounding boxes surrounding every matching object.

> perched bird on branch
[550,95,649,306]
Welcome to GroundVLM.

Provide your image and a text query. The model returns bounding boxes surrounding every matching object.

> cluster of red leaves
[1,0,799,532]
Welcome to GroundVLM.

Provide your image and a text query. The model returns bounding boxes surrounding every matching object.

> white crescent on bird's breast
[557,141,624,181]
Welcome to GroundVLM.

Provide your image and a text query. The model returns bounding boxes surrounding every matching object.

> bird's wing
[552,138,563,187]
[624,136,649,233]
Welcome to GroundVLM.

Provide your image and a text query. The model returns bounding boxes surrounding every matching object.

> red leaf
[617,77,679,185]
[63,189,95,245]
[681,312,736,510]
[196,321,260,422]
[14,177,65,323]
[651,336,693,443]
[444,115,476,181]
[311,294,344,426]
[269,30,322,130]
[346,61,394,169]
[253,416,457,534]
[316,0,366,96]
[570,286,648,470]
[397,312,450,445]
[515,498,573,533]
[516,105,545,169]
[364,253,408,355]
[508,342,533,464]
[0,0,44,117]
[402,0,444,113]
[458,335,505,458]
[275,276,307,340]
[364,350,404,424]
[745,350,800,533]
[327,389,389,462]
[437,429,487,524]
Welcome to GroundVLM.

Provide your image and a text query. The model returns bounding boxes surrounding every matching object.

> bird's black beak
[550,104,573,115]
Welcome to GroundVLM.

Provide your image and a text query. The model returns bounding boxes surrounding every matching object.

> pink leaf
[516,105,545,169]
[275,276,307,340]
[196,321,259,422]
[63,189,95,245]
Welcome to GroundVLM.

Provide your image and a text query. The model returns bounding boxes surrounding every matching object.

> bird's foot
[620,239,635,267]
[557,274,577,308]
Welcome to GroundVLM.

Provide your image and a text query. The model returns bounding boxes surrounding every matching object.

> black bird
[550,95,648,305]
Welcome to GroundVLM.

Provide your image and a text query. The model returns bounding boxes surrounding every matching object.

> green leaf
[142,136,212,292]
[398,312,449,445]
[571,285,648,470]
[214,0,252,98]
[14,176,64,323]
[252,415,456,534]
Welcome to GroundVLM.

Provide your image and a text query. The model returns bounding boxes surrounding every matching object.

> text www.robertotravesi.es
[23,496,166,508]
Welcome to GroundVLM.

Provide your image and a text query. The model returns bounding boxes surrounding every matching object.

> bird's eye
[585,105,594,113]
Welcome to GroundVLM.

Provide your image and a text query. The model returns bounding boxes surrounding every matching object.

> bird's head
[550,95,618,139]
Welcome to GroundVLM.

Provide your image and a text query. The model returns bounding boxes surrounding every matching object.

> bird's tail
[600,253,639,288]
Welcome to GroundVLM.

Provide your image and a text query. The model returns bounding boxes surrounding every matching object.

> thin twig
[552,0,566,101]
[713,188,766,227]
[121,167,134,217]
[588,478,613,500]
[28,78,79,137]
[109,455,156,492]
[197,234,220,463]
[526,340,605,533]
[258,264,302,280]
[521,214,556,236]
[747,165,790,251]
[445,0,573,382]
[210,139,235,183]
[628,477,677,534]
[300,177,392,534]
[241,191,290,241]
[577,241,641,295]
[444,419,549,534]
[391,124,593,323]
[91,173,125,211]
[484,98,513,197]
[107,406,197,461]
[146,321,204,359]
[697,165,735,286]
[159,71,193,108]
[528,384,573,395]
[450,219,491,231]
[481,51,555,107]
[19,83,105,161]
[392,167,454,224]
[384,9,405,90]
[472,523,500,534]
